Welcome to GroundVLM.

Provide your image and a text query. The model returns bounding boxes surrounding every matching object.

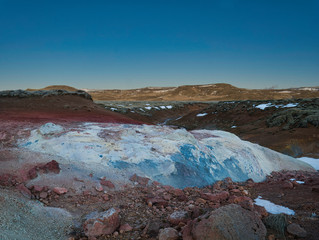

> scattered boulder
[287,223,307,238]
[168,210,190,225]
[83,208,120,237]
[183,204,266,240]
[158,227,179,240]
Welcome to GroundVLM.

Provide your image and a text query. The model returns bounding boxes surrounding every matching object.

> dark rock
[287,223,307,238]
[183,204,266,240]
[168,210,190,225]
[40,160,60,174]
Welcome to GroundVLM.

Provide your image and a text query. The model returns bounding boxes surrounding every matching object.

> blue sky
[0,0,318,90]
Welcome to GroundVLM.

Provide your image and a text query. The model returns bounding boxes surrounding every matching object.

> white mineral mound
[20,122,314,188]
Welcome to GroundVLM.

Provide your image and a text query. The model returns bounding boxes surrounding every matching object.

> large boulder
[183,204,266,240]
[83,208,120,237]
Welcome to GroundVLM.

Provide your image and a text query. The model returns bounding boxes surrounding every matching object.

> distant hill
[87,83,319,101]
[26,85,78,92]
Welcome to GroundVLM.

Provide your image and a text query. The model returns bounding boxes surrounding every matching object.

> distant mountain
[26,85,78,92]
[87,83,319,101]
[26,83,319,101]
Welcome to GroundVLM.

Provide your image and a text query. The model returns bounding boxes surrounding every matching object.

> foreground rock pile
[2,166,318,239]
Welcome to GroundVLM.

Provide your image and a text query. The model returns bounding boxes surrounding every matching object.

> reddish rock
[287,223,307,238]
[40,160,60,174]
[129,174,150,185]
[152,181,161,186]
[39,191,48,199]
[281,180,294,189]
[95,186,104,192]
[170,188,184,196]
[0,173,16,186]
[147,197,168,207]
[53,187,68,195]
[254,205,269,218]
[195,198,206,204]
[201,191,229,202]
[119,223,133,232]
[16,184,32,199]
[158,227,179,240]
[100,179,115,189]
[33,185,44,192]
[28,167,38,180]
[83,208,120,237]
[83,190,92,196]
[233,196,254,211]
[102,194,109,201]
[168,210,190,225]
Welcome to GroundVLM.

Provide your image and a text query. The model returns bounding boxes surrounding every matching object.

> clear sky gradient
[0,0,318,90]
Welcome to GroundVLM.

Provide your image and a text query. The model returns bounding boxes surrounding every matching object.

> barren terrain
[0,89,318,240]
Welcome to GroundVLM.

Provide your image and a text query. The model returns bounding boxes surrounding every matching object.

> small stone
[39,191,48,199]
[100,179,115,189]
[195,198,206,204]
[168,210,190,225]
[287,223,307,238]
[158,227,179,240]
[33,185,44,192]
[95,186,103,192]
[16,184,32,199]
[119,223,133,232]
[53,187,68,195]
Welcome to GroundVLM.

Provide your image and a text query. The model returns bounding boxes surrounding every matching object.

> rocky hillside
[88,83,319,101]
[26,85,79,92]
[99,98,319,158]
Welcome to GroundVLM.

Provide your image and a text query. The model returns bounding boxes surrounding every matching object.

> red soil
[0,95,143,125]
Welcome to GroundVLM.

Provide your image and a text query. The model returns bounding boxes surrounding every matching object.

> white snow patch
[110,108,117,111]
[298,157,319,170]
[296,181,305,184]
[145,107,152,110]
[283,103,298,108]
[196,113,208,117]
[255,103,299,110]
[231,126,237,128]
[255,103,273,110]
[160,106,166,109]
[166,105,173,109]
[254,196,295,215]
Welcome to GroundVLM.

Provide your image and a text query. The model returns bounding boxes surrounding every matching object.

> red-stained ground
[0,95,144,125]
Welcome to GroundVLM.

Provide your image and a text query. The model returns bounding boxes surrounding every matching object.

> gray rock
[159,227,179,240]
[287,223,307,238]
[183,204,266,240]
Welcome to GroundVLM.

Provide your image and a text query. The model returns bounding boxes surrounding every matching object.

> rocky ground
[1,167,319,239]
[1,90,318,240]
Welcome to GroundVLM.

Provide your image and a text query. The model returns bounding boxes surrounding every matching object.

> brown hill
[88,83,319,101]
[26,85,78,92]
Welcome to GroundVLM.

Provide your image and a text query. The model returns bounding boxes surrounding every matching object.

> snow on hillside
[20,123,314,188]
